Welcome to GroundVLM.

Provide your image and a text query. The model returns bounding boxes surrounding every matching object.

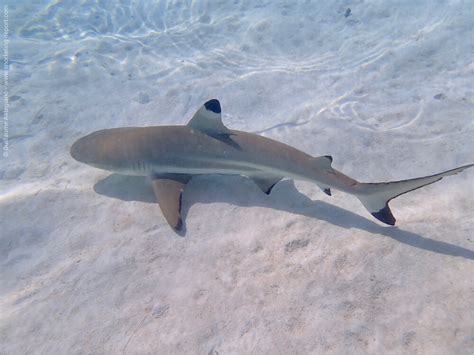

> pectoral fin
[151,175,192,230]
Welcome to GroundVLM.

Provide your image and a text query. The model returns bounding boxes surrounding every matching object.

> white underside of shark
[71,99,473,231]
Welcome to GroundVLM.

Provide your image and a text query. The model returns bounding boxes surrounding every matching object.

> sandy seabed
[1,1,473,353]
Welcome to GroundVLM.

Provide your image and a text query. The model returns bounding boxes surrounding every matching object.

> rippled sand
[1,1,473,353]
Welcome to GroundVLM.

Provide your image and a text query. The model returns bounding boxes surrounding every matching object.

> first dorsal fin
[187,99,233,136]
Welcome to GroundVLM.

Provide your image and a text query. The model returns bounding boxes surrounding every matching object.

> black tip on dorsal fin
[188,99,232,136]
[204,99,221,114]
[324,155,333,163]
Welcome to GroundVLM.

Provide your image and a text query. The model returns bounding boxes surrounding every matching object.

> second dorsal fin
[311,155,333,169]
[187,99,233,136]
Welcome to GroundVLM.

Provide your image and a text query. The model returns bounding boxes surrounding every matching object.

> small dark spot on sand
[199,14,211,24]
[34,112,44,123]
[137,92,150,104]
[402,331,416,347]
[345,8,351,18]
[193,289,206,300]
[10,95,21,102]
[251,241,263,253]
[128,73,132,80]
[433,93,446,100]
[285,239,309,252]
[152,304,169,318]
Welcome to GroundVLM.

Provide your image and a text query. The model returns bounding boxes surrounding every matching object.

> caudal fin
[356,164,473,225]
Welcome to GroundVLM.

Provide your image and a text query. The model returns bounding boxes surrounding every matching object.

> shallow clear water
[1,1,473,353]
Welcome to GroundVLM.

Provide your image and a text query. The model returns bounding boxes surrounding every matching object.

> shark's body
[71,99,472,230]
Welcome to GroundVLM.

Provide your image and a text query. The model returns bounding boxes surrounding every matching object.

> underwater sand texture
[1,1,473,353]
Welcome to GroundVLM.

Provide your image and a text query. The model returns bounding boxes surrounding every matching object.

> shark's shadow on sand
[94,174,474,260]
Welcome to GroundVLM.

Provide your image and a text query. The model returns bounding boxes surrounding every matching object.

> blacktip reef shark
[71,99,473,231]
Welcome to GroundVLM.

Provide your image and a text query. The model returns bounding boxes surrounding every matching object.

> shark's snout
[70,138,81,162]
[70,134,99,164]
[70,129,126,172]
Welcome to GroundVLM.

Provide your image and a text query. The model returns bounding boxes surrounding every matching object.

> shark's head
[70,130,112,169]
[71,128,146,174]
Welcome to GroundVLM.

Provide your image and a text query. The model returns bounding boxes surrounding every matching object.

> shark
[71,99,473,231]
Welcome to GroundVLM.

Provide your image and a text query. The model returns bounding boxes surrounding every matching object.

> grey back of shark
[71,99,473,231]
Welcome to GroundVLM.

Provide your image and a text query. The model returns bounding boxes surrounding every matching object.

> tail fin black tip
[358,163,473,226]
[371,205,396,226]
